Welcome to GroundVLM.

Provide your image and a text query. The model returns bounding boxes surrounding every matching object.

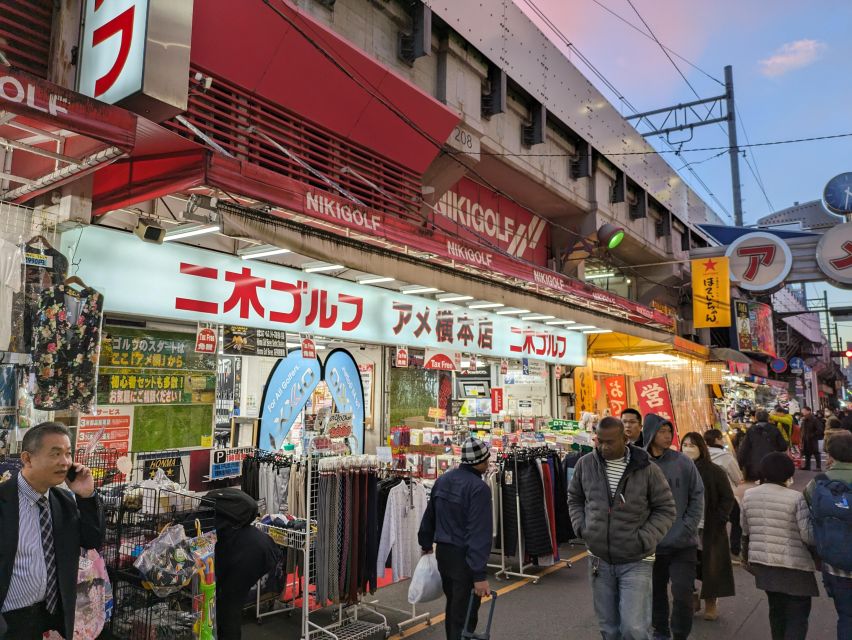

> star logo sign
[702,258,718,271]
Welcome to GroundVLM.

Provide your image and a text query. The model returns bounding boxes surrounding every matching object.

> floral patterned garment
[32,284,104,412]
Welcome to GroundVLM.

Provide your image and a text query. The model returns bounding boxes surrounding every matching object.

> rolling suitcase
[461,590,497,639]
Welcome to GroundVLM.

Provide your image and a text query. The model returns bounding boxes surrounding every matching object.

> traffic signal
[831,348,852,359]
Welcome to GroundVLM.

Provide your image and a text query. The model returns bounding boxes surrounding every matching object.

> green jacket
[804,461,852,505]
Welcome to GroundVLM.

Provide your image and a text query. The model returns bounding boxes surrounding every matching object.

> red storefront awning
[190,0,459,174]
[0,68,137,202]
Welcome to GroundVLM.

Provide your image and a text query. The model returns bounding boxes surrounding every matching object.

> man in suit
[0,422,105,639]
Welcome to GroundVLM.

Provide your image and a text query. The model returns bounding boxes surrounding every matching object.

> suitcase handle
[462,590,498,639]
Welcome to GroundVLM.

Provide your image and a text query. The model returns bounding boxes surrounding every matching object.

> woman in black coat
[681,432,736,621]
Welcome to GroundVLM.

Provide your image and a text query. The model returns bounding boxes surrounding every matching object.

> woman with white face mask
[680,432,736,621]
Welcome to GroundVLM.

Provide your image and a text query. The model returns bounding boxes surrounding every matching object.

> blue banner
[323,349,365,453]
[258,349,321,451]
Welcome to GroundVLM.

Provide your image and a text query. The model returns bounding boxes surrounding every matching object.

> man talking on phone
[0,422,105,639]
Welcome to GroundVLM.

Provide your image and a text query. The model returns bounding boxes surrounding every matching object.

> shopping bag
[43,549,112,640]
[407,553,443,604]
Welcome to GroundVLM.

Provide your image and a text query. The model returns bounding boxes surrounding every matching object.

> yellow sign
[691,257,731,328]
[574,367,597,416]
[200,435,213,447]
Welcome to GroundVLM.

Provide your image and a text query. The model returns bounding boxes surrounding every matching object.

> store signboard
[816,221,852,286]
[324,349,365,452]
[62,226,585,366]
[603,375,628,416]
[140,451,181,481]
[749,359,769,378]
[424,349,462,371]
[634,377,676,429]
[490,387,504,413]
[733,299,776,357]
[210,447,253,480]
[223,325,288,357]
[691,257,731,328]
[195,323,217,354]
[725,232,793,291]
[258,349,321,451]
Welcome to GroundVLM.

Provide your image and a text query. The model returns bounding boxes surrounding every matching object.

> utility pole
[626,65,745,226]
[724,66,744,227]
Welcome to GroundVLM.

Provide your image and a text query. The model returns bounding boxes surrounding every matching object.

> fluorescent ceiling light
[163,223,220,241]
[357,275,395,285]
[468,302,504,309]
[238,244,291,260]
[583,329,613,334]
[612,353,690,365]
[522,314,555,321]
[585,272,616,280]
[286,342,326,351]
[495,308,530,315]
[401,286,441,295]
[303,263,344,273]
[545,320,576,326]
[438,294,474,302]
[564,325,597,331]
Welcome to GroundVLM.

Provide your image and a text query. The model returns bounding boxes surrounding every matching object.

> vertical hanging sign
[574,366,597,416]
[301,336,317,359]
[691,257,731,328]
[195,323,217,354]
[634,376,678,447]
[603,375,628,417]
[490,387,504,413]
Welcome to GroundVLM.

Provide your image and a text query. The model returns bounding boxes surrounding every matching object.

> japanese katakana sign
[691,256,731,328]
[725,232,793,291]
[62,226,586,365]
[603,375,628,417]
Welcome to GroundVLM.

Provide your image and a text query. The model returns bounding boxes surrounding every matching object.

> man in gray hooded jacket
[569,416,676,639]
[643,414,705,640]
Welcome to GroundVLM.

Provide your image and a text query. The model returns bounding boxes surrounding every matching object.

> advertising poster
[78,405,134,454]
[733,299,776,357]
[258,349,321,451]
[216,356,241,429]
[223,325,288,357]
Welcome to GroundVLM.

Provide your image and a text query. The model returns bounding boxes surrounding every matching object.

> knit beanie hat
[460,437,491,465]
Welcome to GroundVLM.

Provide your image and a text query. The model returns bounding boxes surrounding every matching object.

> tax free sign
[61,226,586,365]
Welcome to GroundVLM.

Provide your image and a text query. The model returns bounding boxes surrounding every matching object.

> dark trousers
[1,602,64,640]
[436,543,480,640]
[729,501,743,555]
[652,547,697,639]
[802,450,821,470]
[766,591,811,640]
[823,571,852,640]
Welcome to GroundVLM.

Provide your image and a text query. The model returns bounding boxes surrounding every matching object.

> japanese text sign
[491,387,504,413]
[634,377,676,428]
[195,323,217,354]
[574,367,597,417]
[691,257,731,328]
[62,226,585,365]
[395,347,409,368]
[210,447,254,480]
[725,232,793,291]
[301,337,317,359]
[603,376,628,417]
[223,325,287,357]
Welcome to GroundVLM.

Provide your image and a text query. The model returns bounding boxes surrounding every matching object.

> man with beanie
[643,414,705,640]
[419,437,493,640]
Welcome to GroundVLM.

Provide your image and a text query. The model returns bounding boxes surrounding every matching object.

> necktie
[37,496,59,614]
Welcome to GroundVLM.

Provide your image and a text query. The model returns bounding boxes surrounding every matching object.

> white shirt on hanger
[0,239,23,351]
[376,480,427,582]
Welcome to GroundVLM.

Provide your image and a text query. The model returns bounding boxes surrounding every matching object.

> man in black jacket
[0,422,104,639]
[569,417,676,640]
[736,410,787,481]
[419,437,492,640]
[800,406,822,470]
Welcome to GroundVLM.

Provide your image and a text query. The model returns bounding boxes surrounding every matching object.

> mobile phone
[66,465,78,483]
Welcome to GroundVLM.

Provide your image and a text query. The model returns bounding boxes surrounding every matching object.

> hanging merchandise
[0,237,23,352]
[10,235,68,353]
[32,279,104,412]
[376,478,427,582]
[0,365,15,454]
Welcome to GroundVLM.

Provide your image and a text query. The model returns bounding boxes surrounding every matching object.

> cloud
[759,39,826,77]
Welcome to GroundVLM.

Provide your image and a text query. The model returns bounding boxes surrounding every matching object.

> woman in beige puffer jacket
[741,452,817,640]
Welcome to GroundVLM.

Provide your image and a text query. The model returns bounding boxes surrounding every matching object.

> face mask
[682,445,700,460]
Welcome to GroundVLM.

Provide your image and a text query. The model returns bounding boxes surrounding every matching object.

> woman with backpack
[741,453,817,640]
[805,431,852,639]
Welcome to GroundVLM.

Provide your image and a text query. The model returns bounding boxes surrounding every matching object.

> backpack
[810,474,852,570]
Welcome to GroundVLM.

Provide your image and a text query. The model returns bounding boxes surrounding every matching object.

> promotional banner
[603,375,628,417]
[195,323,217,354]
[62,226,586,366]
[634,377,678,446]
[223,325,288,357]
[491,387,504,413]
[691,257,731,328]
[733,299,776,357]
[258,349,321,451]
[323,349,365,453]
[574,367,597,416]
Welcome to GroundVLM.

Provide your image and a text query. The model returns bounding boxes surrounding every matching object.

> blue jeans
[590,556,653,640]
[823,570,852,640]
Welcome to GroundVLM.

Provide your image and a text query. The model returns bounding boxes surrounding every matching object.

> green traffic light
[607,230,625,249]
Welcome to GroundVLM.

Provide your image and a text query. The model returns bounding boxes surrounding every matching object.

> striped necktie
[37,496,59,614]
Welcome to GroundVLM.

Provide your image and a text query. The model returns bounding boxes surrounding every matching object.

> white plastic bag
[407,553,443,604]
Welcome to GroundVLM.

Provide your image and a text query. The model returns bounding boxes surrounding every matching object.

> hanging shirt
[376,481,427,582]
[0,239,23,351]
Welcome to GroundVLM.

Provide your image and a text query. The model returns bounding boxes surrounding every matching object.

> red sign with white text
[603,375,628,417]
[491,387,504,413]
[301,337,316,359]
[195,324,217,354]
[395,346,409,367]
[634,377,678,446]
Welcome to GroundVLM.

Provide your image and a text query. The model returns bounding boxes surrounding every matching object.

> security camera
[134,218,165,244]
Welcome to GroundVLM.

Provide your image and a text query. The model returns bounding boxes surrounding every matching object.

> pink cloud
[759,39,826,77]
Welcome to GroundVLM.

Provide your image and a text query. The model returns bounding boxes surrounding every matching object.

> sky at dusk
[516,0,852,347]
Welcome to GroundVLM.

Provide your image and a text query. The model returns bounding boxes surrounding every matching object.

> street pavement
[242,467,839,639]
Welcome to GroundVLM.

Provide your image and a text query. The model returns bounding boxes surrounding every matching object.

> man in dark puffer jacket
[569,417,676,640]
